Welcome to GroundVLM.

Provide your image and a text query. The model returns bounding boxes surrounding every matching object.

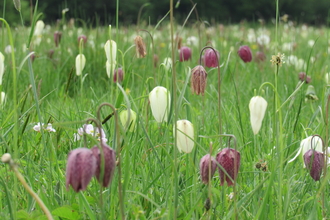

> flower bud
[304,149,324,181]
[249,96,267,135]
[0,52,4,85]
[75,54,86,76]
[204,49,219,68]
[200,154,217,184]
[216,148,240,186]
[134,36,147,58]
[174,119,194,153]
[191,65,207,95]
[237,45,252,63]
[54,31,62,47]
[91,144,116,187]
[66,148,97,192]
[114,68,124,83]
[1,153,11,163]
[162,57,172,72]
[179,46,192,62]
[120,109,137,132]
[149,86,170,123]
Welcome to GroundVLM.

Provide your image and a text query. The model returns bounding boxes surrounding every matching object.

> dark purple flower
[238,45,252,63]
[91,143,116,187]
[200,154,217,184]
[304,149,324,181]
[216,148,240,186]
[66,148,97,192]
[114,68,124,83]
[204,49,219,68]
[179,46,192,62]
[54,31,62,47]
[191,65,207,95]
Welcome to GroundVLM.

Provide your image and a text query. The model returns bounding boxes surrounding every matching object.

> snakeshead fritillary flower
[114,68,124,83]
[237,45,252,63]
[91,144,116,187]
[104,40,117,64]
[200,154,217,184]
[304,149,324,181]
[75,54,86,76]
[0,52,4,85]
[174,120,194,153]
[0,92,5,106]
[54,31,62,47]
[249,96,267,135]
[134,36,147,58]
[288,136,323,167]
[179,46,192,62]
[149,86,170,123]
[204,49,220,68]
[216,148,241,186]
[66,148,97,192]
[191,65,207,95]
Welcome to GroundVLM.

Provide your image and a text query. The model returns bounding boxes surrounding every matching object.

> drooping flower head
[66,148,97,192]
[91,143,116,187]
[249,96,267,135]
[75,54,86,76]
[216,148,240,186]
[78,35,88,46]
[200,154,217,184]
[191,65,207,95]
[304,149,324,181]
[149,86,170,123]
[288,136,323,167]
[298,72,311,84]
[54,31,62,47]
[174,120,194,153]
[204,49,220,68]
[179,46,192,62]
[134,36,147,58]
[237,45,252,63]
[113,68,124,83]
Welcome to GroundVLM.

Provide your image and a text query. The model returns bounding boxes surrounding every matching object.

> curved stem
[139,29,156,85]
[199,46,221,145]
[96,102,124,219]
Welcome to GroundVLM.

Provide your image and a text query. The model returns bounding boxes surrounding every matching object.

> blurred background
[1,0,330,26]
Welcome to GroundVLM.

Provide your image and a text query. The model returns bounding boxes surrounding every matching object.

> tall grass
[0,1,329,220]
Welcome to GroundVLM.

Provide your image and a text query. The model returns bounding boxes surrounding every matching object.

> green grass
[0,3,330,220]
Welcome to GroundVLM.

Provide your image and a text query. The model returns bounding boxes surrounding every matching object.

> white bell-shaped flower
[174,119,194,153]
[0,52,4,85]
[75,54,86,76]
[104,40,117,64]
[149,86,170,123]
[288,136,323,167]
[249,96,267,135]
[34,20,45,36]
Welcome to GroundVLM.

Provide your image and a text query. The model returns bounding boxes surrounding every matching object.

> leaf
[13,0,21,12]
[17,210,31,219]
[52,206,80,220]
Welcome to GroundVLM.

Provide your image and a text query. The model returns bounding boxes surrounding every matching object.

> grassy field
[0,3,330,220]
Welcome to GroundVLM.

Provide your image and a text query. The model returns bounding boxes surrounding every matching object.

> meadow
[0,3,330,220]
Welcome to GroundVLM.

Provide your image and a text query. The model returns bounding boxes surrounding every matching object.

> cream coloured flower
[0,52,4,85]
[149,86,170,123]
[174,120,194,153]
[249,96,267,135]
[288,136,324,167]
[75,54,86,76]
